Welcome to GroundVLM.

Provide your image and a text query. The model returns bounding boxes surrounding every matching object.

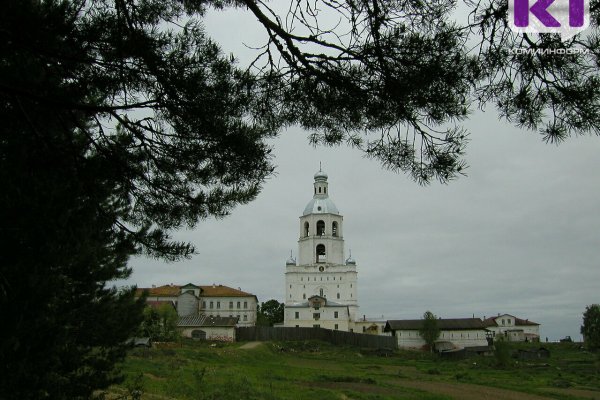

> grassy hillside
[104,340,600,400]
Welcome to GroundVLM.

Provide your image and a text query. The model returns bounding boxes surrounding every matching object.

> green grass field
[105,340,600,400]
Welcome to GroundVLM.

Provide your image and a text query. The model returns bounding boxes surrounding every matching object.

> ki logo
[509,0,590,41]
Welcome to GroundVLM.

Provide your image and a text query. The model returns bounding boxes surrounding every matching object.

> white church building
[283,170,360,331]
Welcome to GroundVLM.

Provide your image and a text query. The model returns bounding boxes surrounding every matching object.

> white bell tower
[284,169,359,329]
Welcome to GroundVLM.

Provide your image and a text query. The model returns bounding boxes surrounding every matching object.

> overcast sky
[123,6,600,342]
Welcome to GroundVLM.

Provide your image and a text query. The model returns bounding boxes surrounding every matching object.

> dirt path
[541,387,600,399]
[395,379,554,400]
[238,341,262,349]
[311,379,555,400]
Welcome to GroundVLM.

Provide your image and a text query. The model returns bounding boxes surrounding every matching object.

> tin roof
[385,318,487,332]
[178,315,238,327]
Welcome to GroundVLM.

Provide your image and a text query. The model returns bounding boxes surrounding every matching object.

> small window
[243,315,248,321]
[318,187,321,193]
[210,301,214,309]
[229,301,233,309]
[334,324,338,330]
[289,285,292,288]
[332,221,338,237]
[304,222,309,237]
[313,313,320,320]
[244,301,247,308]
[217,301,220,309]
[295,312,299,319]
[362,326,366,332]
[334,311,338,318]
[337,293,340,299]
[296,325,300,328]
[202,301,206,308]
[237,301,241,309]
[319,288,324,296]
[303,293,306,299]
[316,244,326,263]
[313,324,320,328]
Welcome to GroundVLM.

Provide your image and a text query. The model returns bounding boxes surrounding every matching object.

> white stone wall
[394,329,488,349]
[285,306,349,330]
[177,292,198,316]
[199,296,257,326]
[180,326,235,342]
[285,266,357,306]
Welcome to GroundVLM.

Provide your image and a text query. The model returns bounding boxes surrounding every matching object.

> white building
[284,170,359,330]
[178,315,238,342]
[138,283,258,327]
[483,314,540,342]
[384,318,490,350]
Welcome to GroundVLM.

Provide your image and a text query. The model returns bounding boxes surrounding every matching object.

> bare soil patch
[144,372,166,381]
[238,341,262,349]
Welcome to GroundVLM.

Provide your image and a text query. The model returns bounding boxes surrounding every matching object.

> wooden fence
[236,326,397,349]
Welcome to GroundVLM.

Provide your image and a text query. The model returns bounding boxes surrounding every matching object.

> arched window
[332,221,338,237]
[319,288,324,297]
[317,220,325,236]
[304,221,309,237]
[191,330,206,340]
[318,187,322,193]
[316,244,326,263]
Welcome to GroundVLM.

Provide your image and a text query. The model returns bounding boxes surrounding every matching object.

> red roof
[137,284,256,299]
